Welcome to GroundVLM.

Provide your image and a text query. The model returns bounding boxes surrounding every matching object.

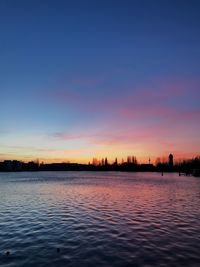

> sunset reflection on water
[0,172,200,267]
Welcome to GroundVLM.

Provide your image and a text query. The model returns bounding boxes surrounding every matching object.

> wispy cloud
[49,76,200,143]
[2,76,199,163]
[48,76,199,114]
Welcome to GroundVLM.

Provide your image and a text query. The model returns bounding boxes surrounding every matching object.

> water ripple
[0,172,200,267]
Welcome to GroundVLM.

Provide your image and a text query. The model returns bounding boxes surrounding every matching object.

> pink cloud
[118,105,200,123]
[46,76,200,158]
[48,76,199,114]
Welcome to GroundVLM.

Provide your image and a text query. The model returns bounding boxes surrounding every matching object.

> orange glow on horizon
[0,151,199,165]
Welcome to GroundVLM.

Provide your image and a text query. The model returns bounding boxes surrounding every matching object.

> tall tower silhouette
[169,154,173,168]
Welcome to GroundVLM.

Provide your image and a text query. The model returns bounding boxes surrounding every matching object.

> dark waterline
[0,172,200,267]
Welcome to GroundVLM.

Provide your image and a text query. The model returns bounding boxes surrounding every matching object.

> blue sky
[0,0,199,163]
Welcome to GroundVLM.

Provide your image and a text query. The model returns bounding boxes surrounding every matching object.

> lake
[0,172,200,267]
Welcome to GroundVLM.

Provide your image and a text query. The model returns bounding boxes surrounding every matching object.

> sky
[0,0,200,164]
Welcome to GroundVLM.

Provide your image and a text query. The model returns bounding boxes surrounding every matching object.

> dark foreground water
[0,172,200,267]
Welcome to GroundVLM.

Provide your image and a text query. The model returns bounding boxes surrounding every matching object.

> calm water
[0,172,200,267]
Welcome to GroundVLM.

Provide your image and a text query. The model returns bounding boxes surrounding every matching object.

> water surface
[0,172,200,267]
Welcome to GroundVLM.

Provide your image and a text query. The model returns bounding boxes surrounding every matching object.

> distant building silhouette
[0,154,199,174]
[105,157,108,166]
[169,154,173,168]
[4,160,13,171]
[13,160,22,171]
[114,157,118,166]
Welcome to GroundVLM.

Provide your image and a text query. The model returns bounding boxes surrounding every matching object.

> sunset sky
[0,0,199,163]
